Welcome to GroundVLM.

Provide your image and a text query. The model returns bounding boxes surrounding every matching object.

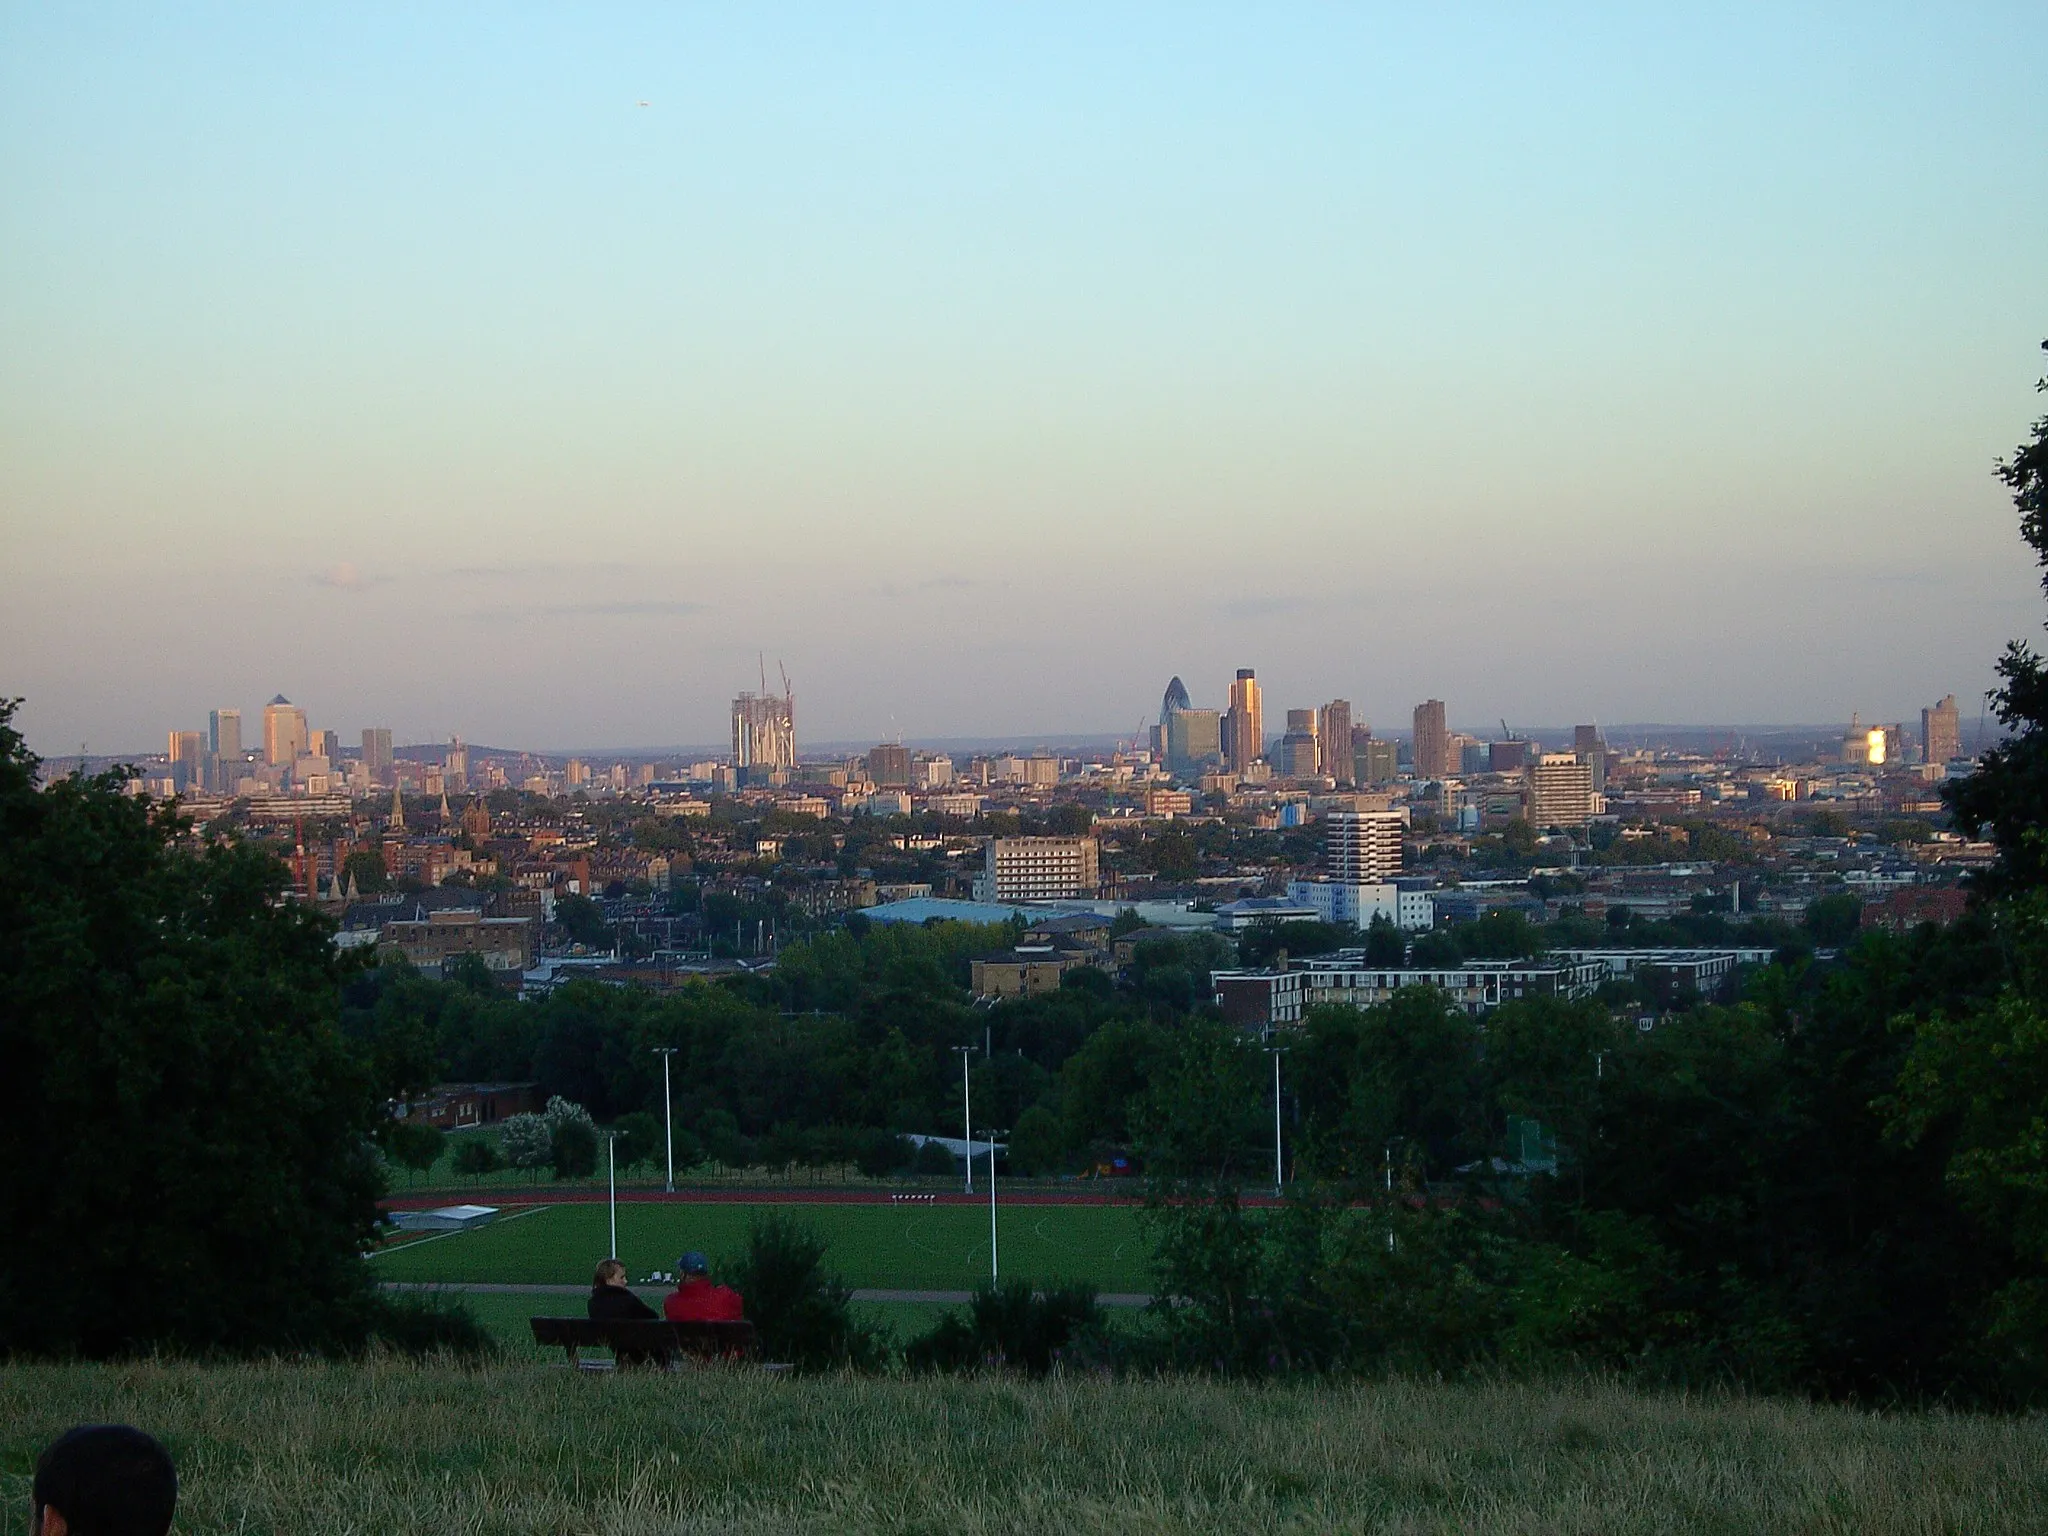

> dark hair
[33,1426,177,1536]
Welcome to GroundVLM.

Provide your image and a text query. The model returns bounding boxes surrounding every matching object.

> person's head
[592,1258,627,1288]
[677,1251,708,1279]
[31,1426,177,1536]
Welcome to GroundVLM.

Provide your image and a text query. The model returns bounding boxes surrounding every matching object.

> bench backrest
[529,1316,758,1356]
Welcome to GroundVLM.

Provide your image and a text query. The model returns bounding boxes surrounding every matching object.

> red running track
[375,1186,1217,1211]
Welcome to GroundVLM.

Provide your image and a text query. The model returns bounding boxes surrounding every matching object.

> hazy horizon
[4,6,2044,757]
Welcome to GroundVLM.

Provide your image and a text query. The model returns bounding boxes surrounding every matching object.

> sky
[2,4,2044,755]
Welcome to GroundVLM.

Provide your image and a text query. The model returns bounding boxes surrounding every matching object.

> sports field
[372,1199,1154,1293]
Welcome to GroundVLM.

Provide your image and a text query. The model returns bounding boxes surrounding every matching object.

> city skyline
[3,8,2043,753]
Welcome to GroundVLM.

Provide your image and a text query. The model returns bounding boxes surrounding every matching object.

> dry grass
[5,1358,2046,1534]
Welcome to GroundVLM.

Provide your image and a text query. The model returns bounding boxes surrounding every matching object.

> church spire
[389,783,405,832]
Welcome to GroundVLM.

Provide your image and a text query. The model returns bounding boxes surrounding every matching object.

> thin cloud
[466,598,707,622]
[312,562,389,591]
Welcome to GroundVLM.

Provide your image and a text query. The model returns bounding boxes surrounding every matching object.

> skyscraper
[210,709,242,760]
[1572,724,1608,792]
[1160,676,1192,724]
[1166,708,1223,779]
[1412,699,1450,780]
[1922,695,1961,765]
[1279,709,1320,778]
[731,685,796,782]
[362,727,394,784]
[1226,669,1263,774]
[867,742,911,787]
[1320,700,1354,783]
[263,695,308,767]
[167,730,205,792]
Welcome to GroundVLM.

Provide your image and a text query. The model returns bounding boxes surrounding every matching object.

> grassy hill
[6,1359,2045,1534]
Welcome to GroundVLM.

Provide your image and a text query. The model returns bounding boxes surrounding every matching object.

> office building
[1166,708,1223,779]
[362,727,393,784]
[1319,700,1354,782]
[263,696,308,768]
[1357,734,1398,786]
[1226,669,1263,774]
[167,731,205,792]
[980,836,1101,902]
[731,687,796,783]
[209,709,242,761]
[444,737,467,792]
[1923,695,1961,765]
[867,742,911,788]
[1278,709,1320,778]
[1325,810,1404,883]
[1489,740,1529,773]
[1160,676,1192,723]
[1573,724,1608,792]
[1413,699,1451,779]
[1525,753,1595,829]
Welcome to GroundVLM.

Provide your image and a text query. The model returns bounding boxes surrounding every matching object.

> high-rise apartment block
[362,727,394,784]
[1412,699,1451,779]
[982,836,1100,902]
[867,742,911,787]
[1226,669,1264,774]
[731,688,796,783]
[1325,810,1404,883]
[1319,700,1354,782]
[1922,695,1961,765]
[210,709,242,761]
[1525,753,1595,829]
[263,696,308,767]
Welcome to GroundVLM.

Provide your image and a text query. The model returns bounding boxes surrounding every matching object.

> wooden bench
[529,1316,759,1369]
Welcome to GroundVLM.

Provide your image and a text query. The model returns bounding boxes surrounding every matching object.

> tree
[1363,913,1405,967]
[340,848,388,894]
[452,1137,504,1183]
[384,1121,445,1185]
[726,1214,885,1372]
[0,701,388,1356]
[498,1112,553,1170]
[1948,341,2048,896]
[545,1095,599,1178]
[1804,893,1865,948]
[554,893,612,948]
[612,1109,662,1171]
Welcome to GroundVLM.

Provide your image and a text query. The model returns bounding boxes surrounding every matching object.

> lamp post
[986,1129,1007,1281]
[1265,1040,1287,1196]
[652,1047,678,1193]
[951,1044,975,1193]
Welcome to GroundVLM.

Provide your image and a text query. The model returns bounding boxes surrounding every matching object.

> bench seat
[529,1315,758,1367]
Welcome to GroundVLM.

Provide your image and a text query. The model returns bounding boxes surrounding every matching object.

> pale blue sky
[2,5,2043,753]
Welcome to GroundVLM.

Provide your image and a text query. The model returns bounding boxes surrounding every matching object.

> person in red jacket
[663,1251,745,1322]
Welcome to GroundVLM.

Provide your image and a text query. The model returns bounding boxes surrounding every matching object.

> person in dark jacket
[588,1258,668,1367]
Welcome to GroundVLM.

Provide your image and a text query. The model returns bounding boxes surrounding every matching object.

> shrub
[726,1214,886,1373]
[366,1292,496,1357]
[613,1110,662,1171]
[911,1139,958,1178]
[905,1280,1104,1377]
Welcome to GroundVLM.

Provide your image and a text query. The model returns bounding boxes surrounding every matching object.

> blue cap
[678,1251,708,1275]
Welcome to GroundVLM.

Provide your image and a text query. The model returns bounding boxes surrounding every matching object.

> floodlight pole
[653,1047,678,1193]
[951,1044,975,1193]
[988,1129,1005,1282]
[607,1133,618,1259]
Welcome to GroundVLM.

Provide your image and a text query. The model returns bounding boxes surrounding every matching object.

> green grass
[8,1359,2047,1534]
[373,1200,1153,1292]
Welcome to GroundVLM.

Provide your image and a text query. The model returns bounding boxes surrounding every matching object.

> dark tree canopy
[1947,341,2048,895]
[0,703,388,1356]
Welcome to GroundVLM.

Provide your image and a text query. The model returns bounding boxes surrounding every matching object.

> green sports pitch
[372,1200,1155,1294]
